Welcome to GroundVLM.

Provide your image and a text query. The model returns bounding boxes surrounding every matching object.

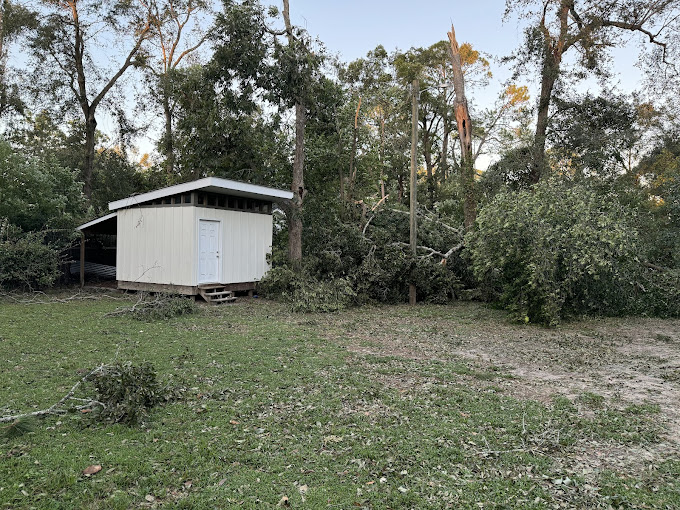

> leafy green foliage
[634,135,680,268]
[113,293,199,321]
[2,417,36,439]
[259,266,356,313]
[468,179,641,324]
[90,148,153,214]
[0,140,84,232]
[550,93,638,178]
[633,268,680,318]
[0,222,61,290]
[90,362,166,426]
[263,204,464,309]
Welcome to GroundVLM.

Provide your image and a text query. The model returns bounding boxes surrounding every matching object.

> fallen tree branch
[392,241,464,259]
[1,365,107,424]
[643,261,671,272]
[387,208,463,235]
[362,194,390,237]
[104,292,157,317]
[1,290,124,305]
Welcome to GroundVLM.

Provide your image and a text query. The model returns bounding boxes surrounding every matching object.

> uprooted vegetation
[1,361,174,436]
[1,295,680,508]
[104,292,199,321]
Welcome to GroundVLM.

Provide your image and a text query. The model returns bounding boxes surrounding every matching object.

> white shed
[76,177,293,301]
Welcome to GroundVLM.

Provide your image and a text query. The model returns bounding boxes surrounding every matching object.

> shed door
[198,220,221,284]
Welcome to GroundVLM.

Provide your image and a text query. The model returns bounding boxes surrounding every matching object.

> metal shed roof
[76,212,117,233]
[108,177,293,211]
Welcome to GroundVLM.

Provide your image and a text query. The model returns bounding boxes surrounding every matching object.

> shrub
[412,257,463,304]
[0,221,61,290]
[468,179,641,325]
[633,268,680,318]
[0,140,84,232]
[289,277,357,313]
[259,266,356,313]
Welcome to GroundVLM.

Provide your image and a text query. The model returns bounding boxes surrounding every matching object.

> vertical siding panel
[223,211,230,283]
[246,213,252,281]
[117,204,274,286]
[236,212,242,281]
[230,211,238,282]
[248,214,264,282]
[169,207,177,284]
[184,206,191,285]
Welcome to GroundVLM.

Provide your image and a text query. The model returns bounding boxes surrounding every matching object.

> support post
[409,79,419,306]
[79,232,85,288]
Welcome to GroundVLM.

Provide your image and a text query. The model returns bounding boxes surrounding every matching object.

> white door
[198,220,220,283]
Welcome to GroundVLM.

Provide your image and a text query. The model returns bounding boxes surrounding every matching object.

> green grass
[0,295,677,509]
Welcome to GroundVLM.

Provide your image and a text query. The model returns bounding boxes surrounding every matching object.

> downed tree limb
[387,208,463,235]
[104,292,150,317]
[643,261,671,272]
[0,365,107,424]
[362,194,390,237]
[392,241,464,260]
[1,290,124,305]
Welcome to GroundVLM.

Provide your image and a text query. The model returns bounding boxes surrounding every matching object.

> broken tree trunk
[447,25,476,229]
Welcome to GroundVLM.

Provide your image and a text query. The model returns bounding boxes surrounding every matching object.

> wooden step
[198,285,235,305]
[198,284,226,290]
[211,296,237,303]
[203,290,233,297]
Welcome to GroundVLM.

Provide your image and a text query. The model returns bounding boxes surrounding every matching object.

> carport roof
[76,212,117,234]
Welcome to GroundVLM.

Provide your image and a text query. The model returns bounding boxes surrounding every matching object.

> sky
[285,0,522,63]
[76,0,649,162]
[283,0,645,93]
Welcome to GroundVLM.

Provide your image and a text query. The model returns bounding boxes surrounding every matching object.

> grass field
[1,292,680,509]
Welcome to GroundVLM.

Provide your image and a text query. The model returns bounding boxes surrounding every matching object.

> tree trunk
[282,0,305,268]
[83,113,97,198]
[448,25,475,229]
[397,173,404,202]
[440,119,449,183]
[337,130,346,210]
[530,0,569,184]
[162,90,175,177]
[348,97,361,200]
[531,56,559,184]
[288,101,305,267]
[379,117,385,198]
[409,79,418,306]
[423,126,433,180]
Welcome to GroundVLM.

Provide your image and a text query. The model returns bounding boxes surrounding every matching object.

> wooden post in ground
[409,79,419,306]
[80,232,85,288]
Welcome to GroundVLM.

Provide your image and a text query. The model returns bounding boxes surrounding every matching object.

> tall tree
[0,1,35,119]
[264,0,324,267]
[506,0,680,183]
[281,0,304,266]
[144,0,212,177]
[29,0,153,197]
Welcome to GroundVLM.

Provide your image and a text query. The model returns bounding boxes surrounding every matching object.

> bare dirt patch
[313,303,680,476]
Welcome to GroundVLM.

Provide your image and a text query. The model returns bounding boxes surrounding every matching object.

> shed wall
[193,208,273,284]
[117,207,195,286]
[116,206,273,287]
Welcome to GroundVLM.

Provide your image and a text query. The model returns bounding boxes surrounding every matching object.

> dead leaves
[82,464,101,476]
